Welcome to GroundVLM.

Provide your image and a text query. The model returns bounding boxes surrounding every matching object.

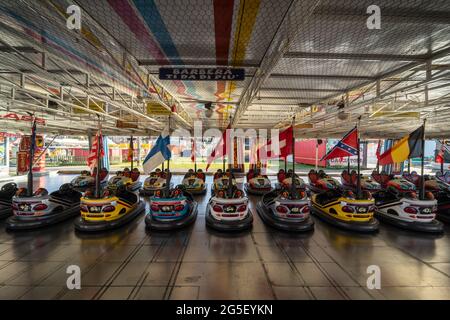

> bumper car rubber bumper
[0,207,12,220]
[311,206,379,233]
[6,206,80,231]
[244,183,273,196]
[375,211,444,233]
[256,202,314,232]
[145,202,198,231]
[184,186,207,195]
[74,201,145,232]
[205,204,253,232]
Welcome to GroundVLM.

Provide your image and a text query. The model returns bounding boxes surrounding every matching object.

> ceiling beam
[270,73,374,81]
[283,52,428,62]
[260,87,344,93]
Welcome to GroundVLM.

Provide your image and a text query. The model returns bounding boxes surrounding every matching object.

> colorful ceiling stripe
[222,0,261,125]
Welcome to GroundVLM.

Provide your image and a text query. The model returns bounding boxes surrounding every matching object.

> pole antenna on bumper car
[291,115,296,199]
[420,118,426,200]
[356,116,362,199]
[95,115,102,199]
[26,113,37,197]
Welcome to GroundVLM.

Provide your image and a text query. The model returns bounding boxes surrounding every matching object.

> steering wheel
[59,183,72,193]
[1,182,17,193]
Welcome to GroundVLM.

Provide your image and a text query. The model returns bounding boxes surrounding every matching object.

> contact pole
[291,116,296,197]
[356,118,361,199]
[420,119,426,200]
[27,117,36,197]
[94,116,101,199]
[130,135,134,171]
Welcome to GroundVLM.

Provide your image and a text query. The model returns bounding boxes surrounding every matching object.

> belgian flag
[378,126,424,165]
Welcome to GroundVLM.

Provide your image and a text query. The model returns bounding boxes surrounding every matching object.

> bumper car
[140,169,173,196]
[244,169,273,195]
[181,169,207,195]
[6,184,82,231]
[256,187,314,232]
[211,170,237,196]
[403,171,450,224]
[107,168,142,192]
[371,172,443,233]
[145,185,198,231]
[70,168,109,191]
[307,170,340,194]
[275,169,306,191]
[206,187,253,232]
[436,171,450,184]
[341,170,381,193]
[0,183,18,219]
[310,189,379,233]
[74,186,145,232]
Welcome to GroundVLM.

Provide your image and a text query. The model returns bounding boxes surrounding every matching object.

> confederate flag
[321,127,358,161]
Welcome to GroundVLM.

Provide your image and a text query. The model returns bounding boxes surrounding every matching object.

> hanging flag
[321,127,358,161]
[206,124,230,171]
[375,139,381,160]
[436,141,445,164]
[143,125,171,174]
[127,136,134,162]
[257,126,293,161]
[191,138,196,163]
[87,132,104,169]
[378,126,424,165]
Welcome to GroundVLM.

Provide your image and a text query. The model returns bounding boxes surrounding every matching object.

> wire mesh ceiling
[0,0,449,138]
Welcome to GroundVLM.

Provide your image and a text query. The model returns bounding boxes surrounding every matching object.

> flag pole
[420,119,426,200]
[440,140,444,174]
[27,115,36,197]
[291,116,296,197]
[130,135,134,171]
[165,115,171,197]
[94,115,101,199]
[356,118,361,199]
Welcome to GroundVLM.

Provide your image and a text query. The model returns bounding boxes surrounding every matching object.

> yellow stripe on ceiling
[223,0,261,124]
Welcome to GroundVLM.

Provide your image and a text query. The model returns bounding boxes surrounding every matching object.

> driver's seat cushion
[277,172,286,183]
[308,171,318,183]
[130,171,140,182]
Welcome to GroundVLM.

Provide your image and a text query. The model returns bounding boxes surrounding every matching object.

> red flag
[87,133,104,170]
[191,138,196,163]
[436,142,444,164]
[321,127,358,161]
[375,140,381,160]
[127,137,134,162]
[206,124,230,171]
[257,126,293,161]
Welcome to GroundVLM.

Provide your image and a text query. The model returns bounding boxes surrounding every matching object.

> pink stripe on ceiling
[213,0,234,102]
[108,0,168,65]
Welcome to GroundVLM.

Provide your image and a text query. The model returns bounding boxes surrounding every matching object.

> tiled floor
[0,173,449,300]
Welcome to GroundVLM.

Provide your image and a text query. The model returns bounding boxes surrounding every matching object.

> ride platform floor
[0,174,449,300]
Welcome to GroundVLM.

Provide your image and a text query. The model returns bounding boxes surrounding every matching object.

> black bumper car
[6,184,82,231]
[256,188,314,232]
[0,183,18,219]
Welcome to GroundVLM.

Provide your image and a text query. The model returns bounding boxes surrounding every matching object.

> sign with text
[159,68,245,81]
